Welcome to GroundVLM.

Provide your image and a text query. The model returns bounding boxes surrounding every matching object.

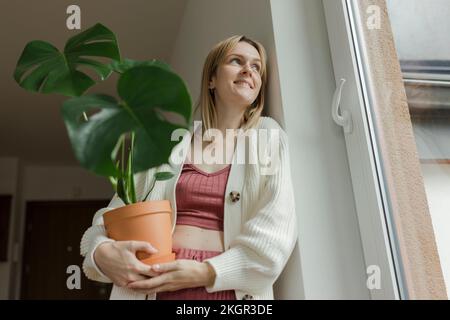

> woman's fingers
[133,261,162,278]
[127,273,171,290]
[124,241,161,277]
[151,260,184,273]
[125,273,149,283]
[128,241,158,254]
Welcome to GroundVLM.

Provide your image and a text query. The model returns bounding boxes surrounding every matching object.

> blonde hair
[194,35,268,133]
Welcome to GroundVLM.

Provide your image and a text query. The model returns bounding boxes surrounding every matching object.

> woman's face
[209,41,262,111]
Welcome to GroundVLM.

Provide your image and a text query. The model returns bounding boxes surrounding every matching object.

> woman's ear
[209,75,216,90]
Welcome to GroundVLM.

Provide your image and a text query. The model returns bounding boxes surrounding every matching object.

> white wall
[270,0,369,299]
[168,0,303,299]
[21,166,113,201]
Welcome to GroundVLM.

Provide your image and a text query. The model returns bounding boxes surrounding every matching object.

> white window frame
[323,0,407,299]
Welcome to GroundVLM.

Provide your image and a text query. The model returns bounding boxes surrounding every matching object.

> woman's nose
[241,64,253,75]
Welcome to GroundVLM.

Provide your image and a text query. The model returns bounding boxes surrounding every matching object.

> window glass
[387,0,450,291]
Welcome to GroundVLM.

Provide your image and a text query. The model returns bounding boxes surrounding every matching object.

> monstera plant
[13,23,192,264]
[13,23,192,205]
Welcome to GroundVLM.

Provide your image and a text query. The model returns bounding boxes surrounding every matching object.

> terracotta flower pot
[103,200,176,265]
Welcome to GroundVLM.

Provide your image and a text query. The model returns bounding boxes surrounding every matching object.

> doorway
[20,200,112,299]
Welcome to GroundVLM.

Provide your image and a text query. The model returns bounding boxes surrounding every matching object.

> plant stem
[117,135,130,205]
[121,134,125,174]
[143,176,156,202]
[108,176,117,192]
[129,131,136,203]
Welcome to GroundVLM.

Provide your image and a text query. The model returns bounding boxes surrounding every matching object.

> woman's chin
[232,100,254,110]
[230,93,256,105]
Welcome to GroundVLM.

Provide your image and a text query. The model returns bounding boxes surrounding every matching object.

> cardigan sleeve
[204,129,298,295]
[80,169,167,283]
[80,193,125,283]
[79,170,151,283]
[79,164,170,283]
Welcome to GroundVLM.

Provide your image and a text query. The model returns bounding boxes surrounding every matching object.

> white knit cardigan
[80,116,298,300]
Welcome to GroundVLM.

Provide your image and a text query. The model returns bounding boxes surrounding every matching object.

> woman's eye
[230,58,260,72]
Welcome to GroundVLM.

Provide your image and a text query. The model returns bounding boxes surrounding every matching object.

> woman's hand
[94,240,161,287]
[126,259,216,294]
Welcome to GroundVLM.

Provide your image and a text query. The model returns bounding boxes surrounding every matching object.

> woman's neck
[215,105,246,136]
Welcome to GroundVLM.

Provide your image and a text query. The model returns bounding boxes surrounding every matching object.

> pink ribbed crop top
[175,163,231,231]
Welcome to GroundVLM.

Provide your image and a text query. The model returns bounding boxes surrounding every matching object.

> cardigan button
[229,191,241,203]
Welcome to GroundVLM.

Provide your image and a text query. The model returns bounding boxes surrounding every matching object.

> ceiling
[0,0,186,166]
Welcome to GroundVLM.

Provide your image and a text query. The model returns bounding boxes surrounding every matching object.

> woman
[80,35,298,300]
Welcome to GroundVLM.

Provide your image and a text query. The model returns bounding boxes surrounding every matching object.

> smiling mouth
[234,81,253,89]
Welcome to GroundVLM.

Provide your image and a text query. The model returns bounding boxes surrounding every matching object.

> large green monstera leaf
[14,23,120,96]
[61,65,192,177]
[110,58,171,74]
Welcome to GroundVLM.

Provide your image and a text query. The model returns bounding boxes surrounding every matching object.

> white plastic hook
[332,78,353,134]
